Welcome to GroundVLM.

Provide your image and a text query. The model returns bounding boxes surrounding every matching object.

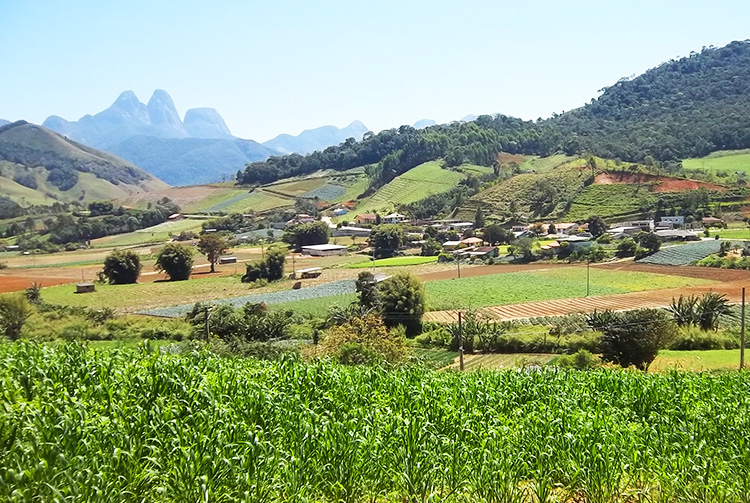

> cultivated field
[3,345,749,502]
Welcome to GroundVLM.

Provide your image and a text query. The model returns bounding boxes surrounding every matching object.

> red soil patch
[594,172,726,192]
[496,152,528,165]
[0,275,75,293]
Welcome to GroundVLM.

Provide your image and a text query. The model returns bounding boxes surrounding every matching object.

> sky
[1,0,750,143]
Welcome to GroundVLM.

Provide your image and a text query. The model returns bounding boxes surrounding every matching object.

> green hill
[0,121,168,214]
[683,150,750,176]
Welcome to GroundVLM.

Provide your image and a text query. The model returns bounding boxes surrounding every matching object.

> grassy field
[649,349,744,371]
[265,178,328,197]
[425,267,711,311]
[346,256,438,268]
[453,353,557,370]
[683,149,750,175]
[356,161,467,214]
[39,274,276,312]
[89,219,205,248]
[518,154,577,173]
[709,226,750,240]
[565,184,654,221]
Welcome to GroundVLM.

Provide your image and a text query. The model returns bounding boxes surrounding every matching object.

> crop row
[2,344,749,502]
[142,279,356,317]
[302,183,347,202]
[637,240,722,265]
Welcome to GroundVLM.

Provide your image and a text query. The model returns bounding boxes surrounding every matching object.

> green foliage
[482,223,513,245]
[0,294,33,340]
[197,233,228,273]
[312,314,407,365]
[586,215,607,237]
[555,349,600,369]
[369,224,405,259]
[355,271,379,310]
[420,238,441,256]
[155,243,194,281]
[185,301,292,342]
[282,221,330,250]
[241,246,286,283]
[616,238,637,257]
[102,249,142,284]
[596,309,677,370]
[377,272,425,335]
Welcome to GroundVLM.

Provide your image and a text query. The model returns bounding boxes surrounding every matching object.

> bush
[312,314,407,365]
[598,309,676,370]
[155,243,194,281]
[102,250,142,284]
[0,294,34,340]
[555,349,600,369]
[669,327,739,350]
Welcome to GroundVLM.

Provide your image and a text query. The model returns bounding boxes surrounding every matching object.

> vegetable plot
[636,240,721,265]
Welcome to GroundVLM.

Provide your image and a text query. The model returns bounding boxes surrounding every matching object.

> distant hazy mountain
[413,119,436,129]
[460,114,478,122]
[0,121,167,213]
[0,119,9,127]
[41,90,367,185]
[262,120,369,155]
[107,135,277,186]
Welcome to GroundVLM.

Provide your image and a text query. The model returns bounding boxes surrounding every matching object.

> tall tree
[197,233,228,273]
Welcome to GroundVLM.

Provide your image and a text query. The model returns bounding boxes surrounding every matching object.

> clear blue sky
[1,0,749,142]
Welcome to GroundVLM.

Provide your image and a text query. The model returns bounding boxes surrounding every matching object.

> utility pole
[586,260,590,297]
[457,258,461,279]
[204,306,214,344]
[741,287,746,370]
[458,311,464,371]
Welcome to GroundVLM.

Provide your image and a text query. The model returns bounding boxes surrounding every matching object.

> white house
[383,213,409,224]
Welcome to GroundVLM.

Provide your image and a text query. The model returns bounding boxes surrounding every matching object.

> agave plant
[696,292,733,331]
[668,294,699,327]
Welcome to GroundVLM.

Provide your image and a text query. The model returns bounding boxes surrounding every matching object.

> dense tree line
[238,41,750,186]
[45,198,179,244]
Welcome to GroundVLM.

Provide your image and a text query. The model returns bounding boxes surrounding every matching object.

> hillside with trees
[238,40,750,187]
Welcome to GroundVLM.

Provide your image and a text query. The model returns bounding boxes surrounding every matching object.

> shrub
[314,314,407,365]
[555,349,600,369]
[155,243,194,281]
[669,327,739,350]
[102,250,142,284]
[0,294,34,340]
[598,309,676,370]
[241,246,286,283]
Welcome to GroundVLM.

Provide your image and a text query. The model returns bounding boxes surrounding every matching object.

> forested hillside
[238,40,750,187]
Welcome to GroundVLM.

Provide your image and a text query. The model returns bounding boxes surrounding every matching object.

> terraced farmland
[565,184,655,221]
[356,161,466,214]
[636,240,722,265]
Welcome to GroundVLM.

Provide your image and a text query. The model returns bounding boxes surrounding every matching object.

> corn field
[2,343,750,502]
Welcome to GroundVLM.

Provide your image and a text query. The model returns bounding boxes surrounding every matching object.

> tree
[0,294,33,340]
[242,246,287,282]
[282,222,330,251]
[377,272,425,335]
[474,207,486,228]
[370,224,405,258]
[635,232,662,255]
[587,215,608,238]
[482,224,513,245]
[513,237,535,262]
[548,223,557,235]
[595,309,676,371]
[355,271,379,309]
[197,233,228,273]
[155,243,194,281]
[529,222,545,236]
[420,238,441,256]
[102,250,142,284]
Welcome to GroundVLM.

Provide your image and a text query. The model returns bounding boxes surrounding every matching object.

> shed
[75,283,96,294]
[219,256,237,264]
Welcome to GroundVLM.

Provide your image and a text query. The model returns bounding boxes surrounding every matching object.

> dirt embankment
[594,172,726,192]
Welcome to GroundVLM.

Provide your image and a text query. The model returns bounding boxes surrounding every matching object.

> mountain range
[41,90,369,185]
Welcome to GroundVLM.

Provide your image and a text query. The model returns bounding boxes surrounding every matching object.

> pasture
[684,149,750,175]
